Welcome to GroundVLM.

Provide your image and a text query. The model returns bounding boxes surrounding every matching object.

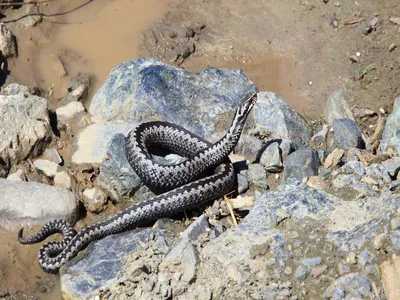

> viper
[18,92,258,273]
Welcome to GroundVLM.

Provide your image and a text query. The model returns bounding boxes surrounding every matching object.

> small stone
[0,24,17,58]
[389,17,400,25]
[42,148,63,165]
[347,252,357,264]
[6,169,26,181]
[126,262,150,277]
[301,257,322,268]
[333,2,340,7]
[332,118,365,149]
[323,273,371,298]
[391,216,400,231]
[180,214,210,242]
[33,159,59,177]
[237,173,249,194]
[82,187,107,213]
[259,142,283,172]
[373,233,387,250]
[382,157,400,177]
[283,149,320,182]
[310,124,328,146]
[295,265,308,280]
[389,43,397,52]
[310,264,327,277]
[284,266,293,275]
[248,163,269,189]
[54,171,71,189]
[338,261,350,275]
[56,101,86,129]
[52,56,67,77]
[358,250,374,267]
[324,148,345,168]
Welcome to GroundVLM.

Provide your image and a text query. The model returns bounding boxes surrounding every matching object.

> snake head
[236,92,258,123]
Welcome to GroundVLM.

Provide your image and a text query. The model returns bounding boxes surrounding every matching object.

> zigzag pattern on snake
[18,92,258,273]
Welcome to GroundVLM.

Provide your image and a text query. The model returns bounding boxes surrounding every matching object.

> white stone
[56,101,85,129]
[33,159,59,177]
[82,187,107,213]
[6,169,26,181]
[54,171,71,189]
[0,24,17,57]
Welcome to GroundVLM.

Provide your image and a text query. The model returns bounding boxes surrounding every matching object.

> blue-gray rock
[323,273,371,299]
[61,229,168,299]
[301,257,322,268]
[244,92,311,149]
[389,180,400,191]
[380,105,400,153]
[338,261,350,275]
[248,163,269,189]
[279,138,294,158]
[0,179,78,229]
[295,265,308,280]
[317,149,331,165]
[339,161,365,177]
[332,118,365,149]
[381,157,400,177]
[237,173,249,194]
[332,174,375,196]
[324,91,355,125]
[180,214,210,242]
[235,134,263,163]
[393,96,400,111]
[365,163,391,183]
[358,250,374,267]
[98,134,141,202]
[283,149,320,182]
[259,142,283,172]
[89,57,257,140]
[390,230,400,251]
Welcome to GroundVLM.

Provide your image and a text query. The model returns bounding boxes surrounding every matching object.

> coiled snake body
[18,92,258,273]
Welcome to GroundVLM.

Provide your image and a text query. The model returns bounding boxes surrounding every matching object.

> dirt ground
[1,0,400,298]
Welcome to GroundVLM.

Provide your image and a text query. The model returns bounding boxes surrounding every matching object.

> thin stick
[224,193,238,226]
[3,0,93,24]
[0,0,58,6]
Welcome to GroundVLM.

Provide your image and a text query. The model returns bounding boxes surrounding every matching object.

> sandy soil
[0,0,399,298]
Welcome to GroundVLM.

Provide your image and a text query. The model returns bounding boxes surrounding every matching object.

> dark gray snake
[18,92,258,273]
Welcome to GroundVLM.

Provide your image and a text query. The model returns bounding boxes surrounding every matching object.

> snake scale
[18,92,258,273]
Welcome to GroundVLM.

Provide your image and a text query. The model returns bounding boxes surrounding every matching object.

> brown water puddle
[0,227,61,299]
[8,0,175,106]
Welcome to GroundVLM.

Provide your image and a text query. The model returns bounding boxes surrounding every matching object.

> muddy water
[9,0,174,104]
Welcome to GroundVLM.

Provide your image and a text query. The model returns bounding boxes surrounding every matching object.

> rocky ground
[0,0,400,300]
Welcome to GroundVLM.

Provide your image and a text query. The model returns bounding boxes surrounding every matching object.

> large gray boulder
[240,92,311,152]
[0,92,51,177]
[89,57,257,140]
[0,179,79,228]
[61,229,168,300]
